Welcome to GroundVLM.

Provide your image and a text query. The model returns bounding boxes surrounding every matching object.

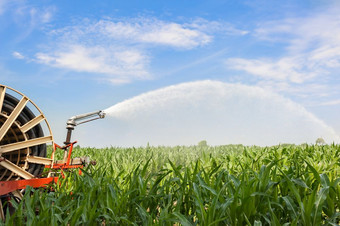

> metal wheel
[0,84,54,181]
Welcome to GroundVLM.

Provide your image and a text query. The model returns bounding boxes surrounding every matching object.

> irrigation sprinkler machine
[0,84,105,220]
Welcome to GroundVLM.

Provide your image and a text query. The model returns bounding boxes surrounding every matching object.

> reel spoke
[20,115,45,133]
[0,84,54,182]
[0,201,4,221]
[0,158,34,179]
[0,97,28,141]
[0,86,5,113]
[0,136,53,155]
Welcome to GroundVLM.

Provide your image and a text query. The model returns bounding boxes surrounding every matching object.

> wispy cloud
[0,1,56,42]
[23,6,55,24]
[226,56,318,83]
[36,45,150,83]
[1,1,55,26]
[51,17,225,49]
[226,2,340,99]
[35,17,245,84]
[95,18,212,49]
[0,0,17,16]
[19,6,56,32]
[318,99,340,106]
[188,18,249,36]
[0,0,9,15]
[254,9,340,53]
[12,51,25,59]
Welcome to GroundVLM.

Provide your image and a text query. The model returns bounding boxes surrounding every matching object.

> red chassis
[0,141,86,196]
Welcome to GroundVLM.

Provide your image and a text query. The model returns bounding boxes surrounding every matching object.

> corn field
[1,144,340,225]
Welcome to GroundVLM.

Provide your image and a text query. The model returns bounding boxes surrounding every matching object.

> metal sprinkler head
[65,110,106,144]
[98,110,106,119]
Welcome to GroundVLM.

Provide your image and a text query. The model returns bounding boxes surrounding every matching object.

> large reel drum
[0,84,53,181]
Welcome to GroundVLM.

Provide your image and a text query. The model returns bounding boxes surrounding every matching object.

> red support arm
[0,177,58,196]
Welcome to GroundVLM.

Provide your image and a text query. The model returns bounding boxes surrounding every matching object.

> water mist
[92,80,339,147]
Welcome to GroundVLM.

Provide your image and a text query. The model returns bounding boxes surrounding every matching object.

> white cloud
[226,3,340,98]
[255,80,332,100]
[254,3,340,61]
[36,45,150,84]
[0,1,56,42]
[139,22,210,48]
[36,17,244,84]
[96,18,248,48]
[187,18,249,36]
[255,10,340,53]
[226,56,317,83]
[12,51,25,59]
[319,99,340,106]
[40,8,54,23]
[12,4,55,26]
[72,18,214,49]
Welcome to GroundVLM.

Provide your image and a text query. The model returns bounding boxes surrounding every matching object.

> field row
[3,144,340,225]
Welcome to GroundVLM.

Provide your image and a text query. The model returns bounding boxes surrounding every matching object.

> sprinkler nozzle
[98,111,106,119]
[65,110,106,144]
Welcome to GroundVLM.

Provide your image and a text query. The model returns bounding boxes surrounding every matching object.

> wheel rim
[0,84,54,181]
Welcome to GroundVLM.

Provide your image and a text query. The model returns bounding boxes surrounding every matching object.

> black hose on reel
[1,93,46,178]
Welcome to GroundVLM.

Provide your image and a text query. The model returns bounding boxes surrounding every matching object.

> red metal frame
[45,141,80,169]
[0,141,84,196]
[0,177,58,196]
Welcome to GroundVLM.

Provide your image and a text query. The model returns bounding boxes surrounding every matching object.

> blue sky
[1,0,339,146]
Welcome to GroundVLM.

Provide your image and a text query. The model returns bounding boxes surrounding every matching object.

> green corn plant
[3,144,339,225]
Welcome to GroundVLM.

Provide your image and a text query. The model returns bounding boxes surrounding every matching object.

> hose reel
[0,84,106,221]
[0,84,53,181]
